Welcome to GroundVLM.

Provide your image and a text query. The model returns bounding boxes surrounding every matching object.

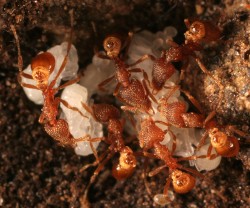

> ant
[157,84,246,159]
[80,103,137,200]
[10,11,88,147]
[129,19,223,98]
[97,34,157,114]
[138,117,204,204]
[192,111,247,159]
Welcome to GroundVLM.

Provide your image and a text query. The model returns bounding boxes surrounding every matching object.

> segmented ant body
[157,85,242,159]
[11,12,87,147]
[138,117,202,202]
[81,103,137,202]
[98,35,156,114]
[82,103,137,180]
[129,19,222,96]
[158,86,204,128]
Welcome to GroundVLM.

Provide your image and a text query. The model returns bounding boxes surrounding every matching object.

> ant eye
[31,52,55,84]
[103,36,122,57]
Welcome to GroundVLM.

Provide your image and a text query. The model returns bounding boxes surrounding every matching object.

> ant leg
[206,144,218,159]
[80,147,109,173]
[49,10,74,89]
[164,85,180,101]
[142,79,158,104]
[184,19,191,29]
[124,111,137,130]
[142,158,152,195]
[195,58,224,108]
[113,82,121,96]
[169,129,177,154]
[121,31,133,60]
[57,98,88,118]
[195,58,223,89]
[226,125,249,138]
[166,39,179,48]
[128,67,151,87]
[180,89,203,114]
[81,102,96,120]
[98,75,115,92]
[95,51,110,60]
[56,75,80,91]
[19,82,39,90]
[179,60,189,80]
[83,151,114,201]
[10,25,23,73]
[204,111,216,126]
[148,164,167,177]
[155,120,171,126]
[121,106,140,114]
[179,166,204,179]
[196,130,209,150]
[128,54,156,67]
[163,177,172,197]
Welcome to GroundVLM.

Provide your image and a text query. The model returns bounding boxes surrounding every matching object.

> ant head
[185,21,205,43]
[171,170,196,194]
[103,35,122,58]
[112,146,136,180]
[31,52,55,88]
[209,128,228,148]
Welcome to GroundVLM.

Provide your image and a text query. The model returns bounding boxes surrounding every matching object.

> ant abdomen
[92,104,121,123]
[152,58,176,92]
[182,112,204,128]
[171,170,196,194]
[44,119,72,146]
[159,101,186,128]
[112,146,136,180]
[138,118,165,150]
[31,52,55,85]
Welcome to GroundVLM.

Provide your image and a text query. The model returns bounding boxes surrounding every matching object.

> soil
[0,1,249,208]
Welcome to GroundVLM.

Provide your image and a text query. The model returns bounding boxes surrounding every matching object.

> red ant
[157,84,245,159]
[129,19,223,98]
[80,103,137,201]
[138,117,204,204]
[97,34,157,114]
[157,85,246,160]
[10,11,88,147]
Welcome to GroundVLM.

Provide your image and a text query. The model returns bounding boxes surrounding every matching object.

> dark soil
[0,1,249,208]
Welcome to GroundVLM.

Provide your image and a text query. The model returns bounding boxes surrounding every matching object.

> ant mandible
[97,34,157,114]
[11,10,88,147]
